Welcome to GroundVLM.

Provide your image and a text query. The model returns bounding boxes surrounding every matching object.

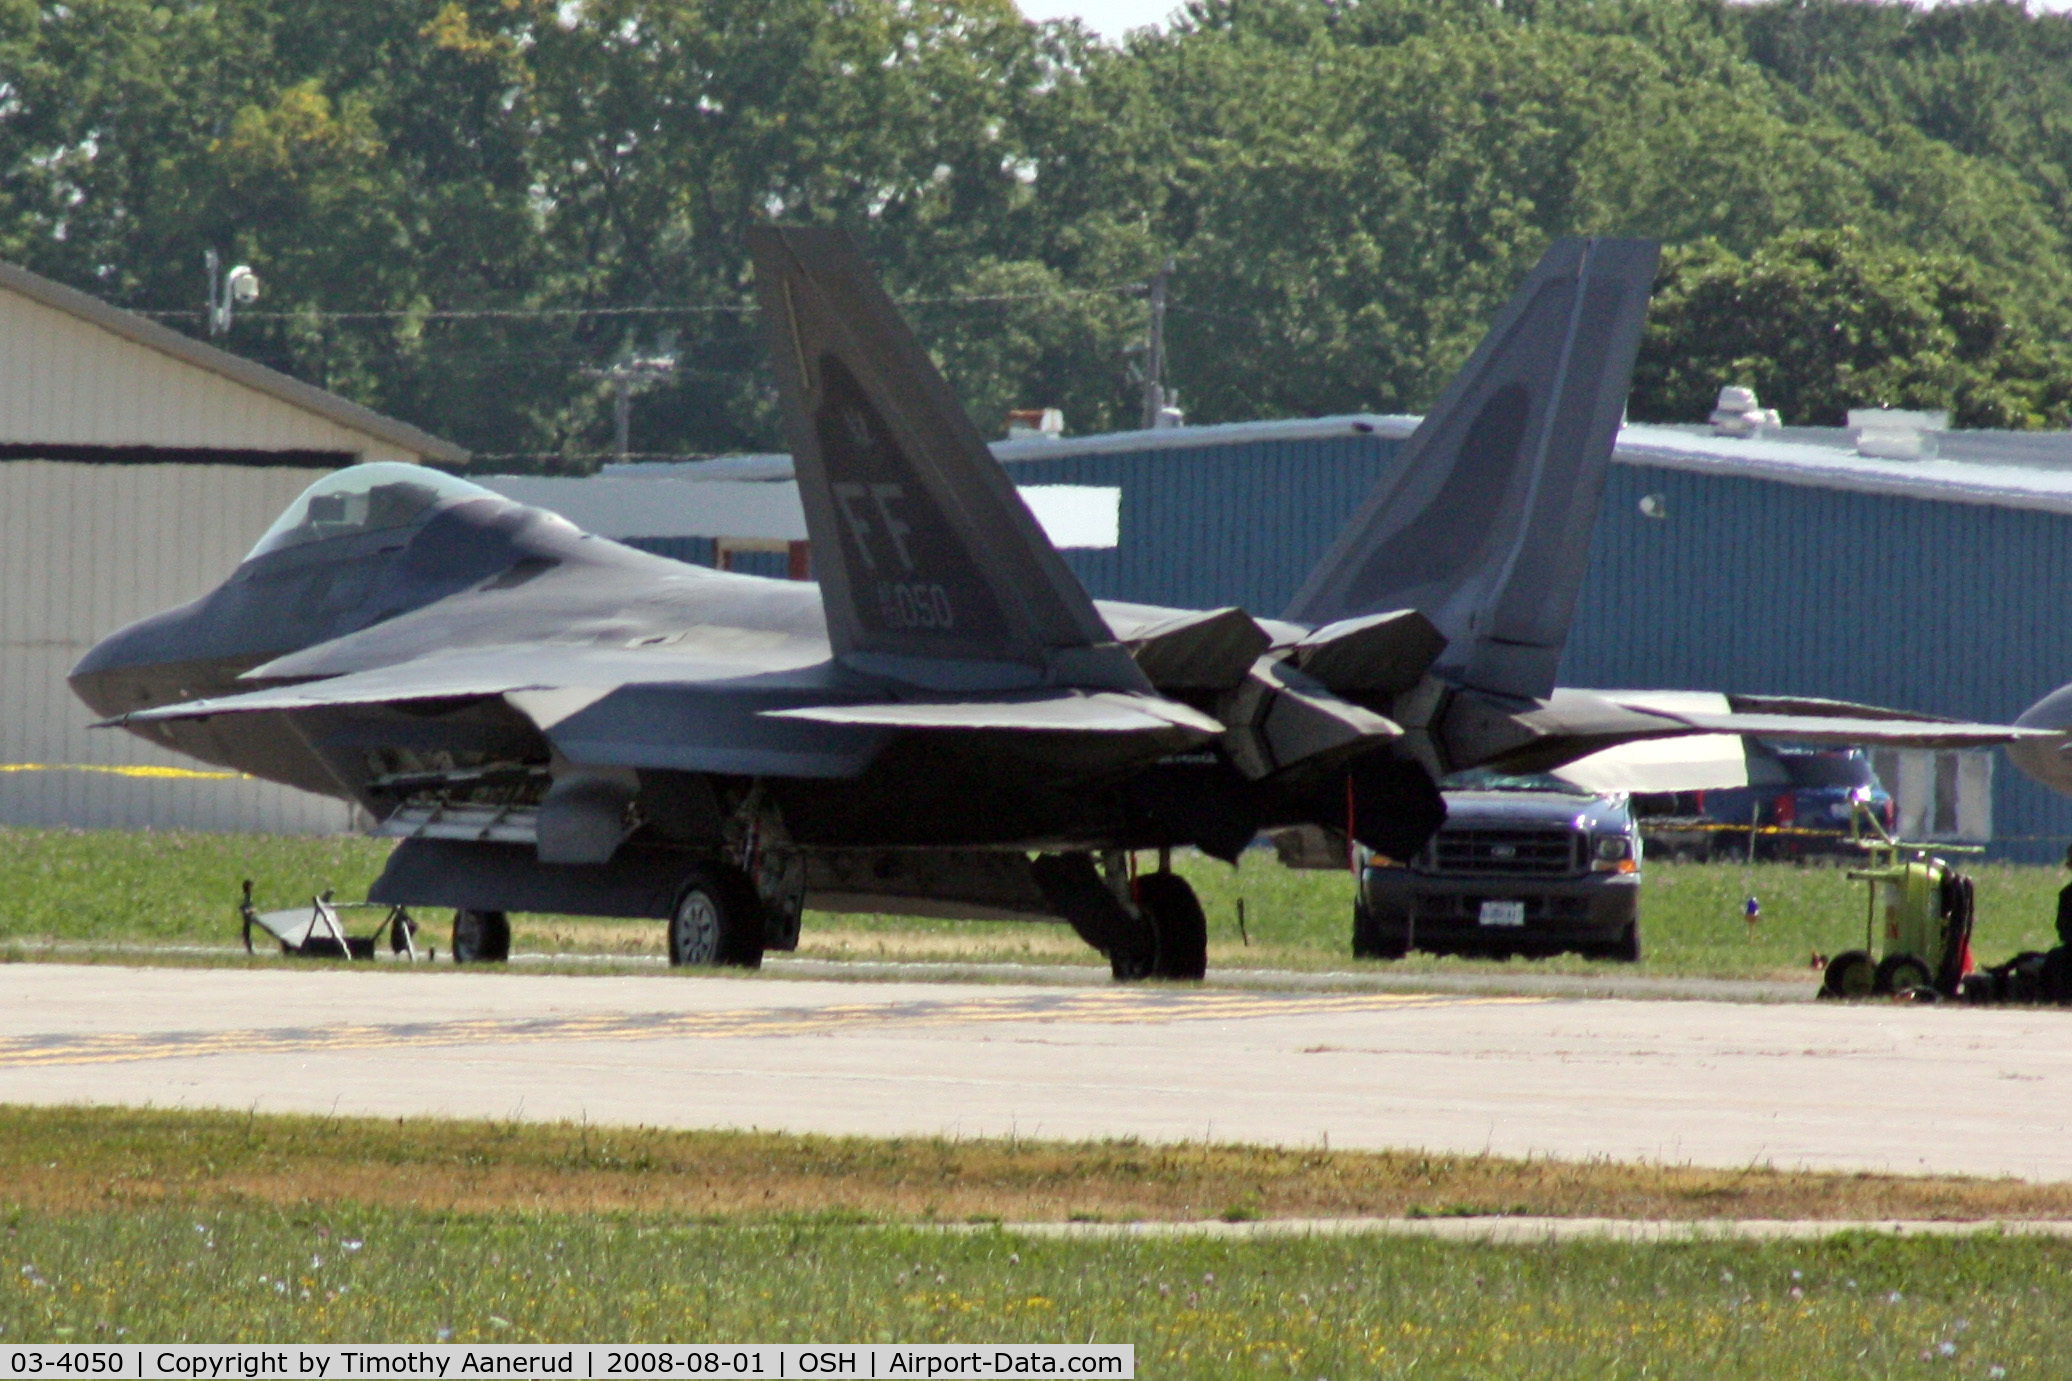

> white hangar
[0,262,466,832]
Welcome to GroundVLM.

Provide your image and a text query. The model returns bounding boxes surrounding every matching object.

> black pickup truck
[1353,770,1642,961]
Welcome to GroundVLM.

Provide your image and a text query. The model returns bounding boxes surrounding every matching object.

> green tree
[1630,229,2072,429]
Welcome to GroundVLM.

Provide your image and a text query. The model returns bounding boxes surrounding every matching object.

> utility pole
[583,350,678,460]
[1140,257,1176,430]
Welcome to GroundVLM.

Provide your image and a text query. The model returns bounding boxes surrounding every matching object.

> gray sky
[1021,0,2072,38]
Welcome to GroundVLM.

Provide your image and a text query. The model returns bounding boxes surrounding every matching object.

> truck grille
[1421,826,1580,876]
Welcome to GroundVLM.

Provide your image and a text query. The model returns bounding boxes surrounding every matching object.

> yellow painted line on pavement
[0,989,1542,1070]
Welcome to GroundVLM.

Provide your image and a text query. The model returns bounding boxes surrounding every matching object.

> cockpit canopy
[246,463,498,561]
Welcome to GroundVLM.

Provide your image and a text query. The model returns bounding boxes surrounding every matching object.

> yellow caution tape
[1642,820,1878,839]
[0,762,246,781]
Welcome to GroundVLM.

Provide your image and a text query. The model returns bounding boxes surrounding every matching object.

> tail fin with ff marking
[1282,237,1659,700]
[747,226,1141,693]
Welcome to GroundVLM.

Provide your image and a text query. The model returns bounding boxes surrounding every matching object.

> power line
[129,280,1145,325]
[461,451,725,464]
[1167,301,1268,327]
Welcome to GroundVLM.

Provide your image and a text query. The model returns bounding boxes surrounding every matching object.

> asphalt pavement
[1,962,2066,1181]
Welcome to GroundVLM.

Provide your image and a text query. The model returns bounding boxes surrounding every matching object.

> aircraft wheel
[451,910,510,964]
[1873,952,1933,996]
[669,865,765,970]
[1822,949,1875,999]
[1136,872,1207,981]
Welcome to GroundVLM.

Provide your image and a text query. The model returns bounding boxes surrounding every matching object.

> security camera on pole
[204,249,260,336]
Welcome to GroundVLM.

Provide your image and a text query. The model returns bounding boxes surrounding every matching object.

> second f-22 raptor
[71,228,2027,978]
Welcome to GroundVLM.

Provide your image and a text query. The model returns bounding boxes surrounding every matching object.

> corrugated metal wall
[0,460,358,833]
[1003,434,1401,615]
[621,536,793,580]
[1006,439,2072,861]
[1564,463,2072,861]
[0,290,419,459]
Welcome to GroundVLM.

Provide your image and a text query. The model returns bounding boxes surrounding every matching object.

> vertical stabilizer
[1283,237,1659,699]
[748,226,1140,692]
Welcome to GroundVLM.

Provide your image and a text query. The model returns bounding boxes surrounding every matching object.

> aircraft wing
[769,692,1221,735]
[106,640,1219,780]
[99,640,768,726]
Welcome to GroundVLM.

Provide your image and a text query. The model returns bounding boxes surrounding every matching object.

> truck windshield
[1440,768,1592,795]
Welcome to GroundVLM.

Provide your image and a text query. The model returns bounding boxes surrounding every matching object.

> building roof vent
[1848,408,1947,461]
[1709,385,1781,438]
[1006,408,1065,441]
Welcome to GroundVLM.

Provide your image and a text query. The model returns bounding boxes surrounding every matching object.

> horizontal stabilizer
[1292,610,1445,698]
[1719,693,1956,724]
[765,691,1221,737]
[1121,606,1271,692]
[1662,713,2039,750]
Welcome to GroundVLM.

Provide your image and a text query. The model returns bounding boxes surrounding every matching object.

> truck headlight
[1592,834,1636,873]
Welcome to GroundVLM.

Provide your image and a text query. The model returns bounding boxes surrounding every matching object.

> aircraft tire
[451,910,511,964]
[669,864,765,970]
[1136,872,1208,981]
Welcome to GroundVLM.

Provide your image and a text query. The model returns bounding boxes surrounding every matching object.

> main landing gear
[451,909,511,964]
[1134,870,1208,981]
[1032,849,1208,983]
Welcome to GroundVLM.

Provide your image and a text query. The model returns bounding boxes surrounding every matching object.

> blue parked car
[1670,746,1893,860]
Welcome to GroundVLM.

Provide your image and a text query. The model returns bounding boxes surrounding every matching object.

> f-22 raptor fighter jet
[72,228,2030,978]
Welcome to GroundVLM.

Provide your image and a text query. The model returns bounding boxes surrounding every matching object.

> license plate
[1479,900,1526,927]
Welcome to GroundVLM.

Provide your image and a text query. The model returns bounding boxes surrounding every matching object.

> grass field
[5,827,2066,981]
[8,1204,2072,1375]
[11,1105,2072,1224]
[2,827,2065,980]
[0,1108,2068,1371]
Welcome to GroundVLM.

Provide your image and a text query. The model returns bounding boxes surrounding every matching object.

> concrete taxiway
[0,963,2066,1181]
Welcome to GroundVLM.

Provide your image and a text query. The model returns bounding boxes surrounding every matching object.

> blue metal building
[996,419,2072,861]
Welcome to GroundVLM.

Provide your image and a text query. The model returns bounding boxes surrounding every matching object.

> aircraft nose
[67,604,205,718]
[2010,682,2072,795]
